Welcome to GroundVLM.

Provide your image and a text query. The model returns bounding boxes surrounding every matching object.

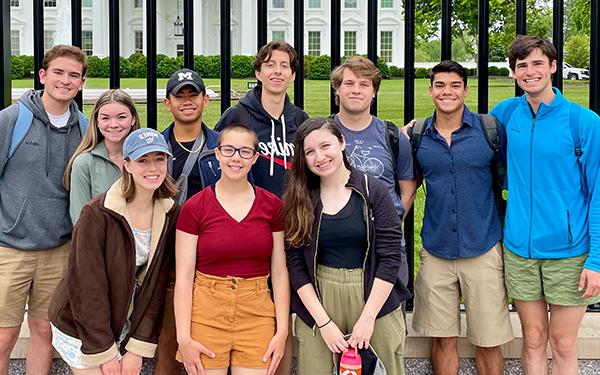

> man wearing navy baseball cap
[157,69,221,374]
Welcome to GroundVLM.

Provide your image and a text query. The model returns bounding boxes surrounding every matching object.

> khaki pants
[294,265,405,375]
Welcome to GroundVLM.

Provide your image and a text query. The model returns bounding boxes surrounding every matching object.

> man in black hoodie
[215,41,308,198]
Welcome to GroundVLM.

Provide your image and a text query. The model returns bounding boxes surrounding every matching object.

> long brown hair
[120,160,178,202]
[63,89,141,190]
[283,117,351,247]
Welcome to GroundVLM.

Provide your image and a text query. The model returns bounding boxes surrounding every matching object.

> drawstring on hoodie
[268,114,288,177]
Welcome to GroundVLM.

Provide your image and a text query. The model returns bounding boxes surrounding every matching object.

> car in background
[563,62,589,80]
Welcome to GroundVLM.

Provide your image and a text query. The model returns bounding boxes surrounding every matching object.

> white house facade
[9,0,405,67]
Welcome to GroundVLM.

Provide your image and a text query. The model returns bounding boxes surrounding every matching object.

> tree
[410,0,552,62]
[565,0,590,39]
[564,34,590,68]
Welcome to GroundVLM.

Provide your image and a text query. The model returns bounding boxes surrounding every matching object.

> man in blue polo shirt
[410,60,513,375]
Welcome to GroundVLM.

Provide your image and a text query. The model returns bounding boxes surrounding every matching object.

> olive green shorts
[504,249,600,306]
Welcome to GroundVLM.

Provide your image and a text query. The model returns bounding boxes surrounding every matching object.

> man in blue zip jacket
[491,35,600,375]
[156,68,221,375]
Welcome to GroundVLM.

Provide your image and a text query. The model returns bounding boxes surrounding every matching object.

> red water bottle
[339,348,361,375]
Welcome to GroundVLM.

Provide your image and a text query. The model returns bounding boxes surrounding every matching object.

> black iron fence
[1,0,600,310]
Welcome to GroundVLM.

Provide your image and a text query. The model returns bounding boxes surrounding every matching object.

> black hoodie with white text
[215,85,308,197]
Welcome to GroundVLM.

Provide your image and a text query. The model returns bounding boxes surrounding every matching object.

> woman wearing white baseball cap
[49,128,180,375]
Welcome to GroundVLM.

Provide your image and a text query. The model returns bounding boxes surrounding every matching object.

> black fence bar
[71,0,83,110]
[33,0,44,90]
[220,0,231,113]
[146,0,157,129]
[293,0,304,109]
[183,0,194,69]
[367,0,377,115]
[108,0,120,88]
[330,0,341,114]
[477,0,489,114]
[515,0,526,96]
[591,0,600,114]
[404,0,416,311]
[441,0,452,61]
[552,0,564,92]
[257,0,267,51]
[1,0,10,109]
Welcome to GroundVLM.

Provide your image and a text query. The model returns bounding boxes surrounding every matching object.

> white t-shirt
[47,111,70,128]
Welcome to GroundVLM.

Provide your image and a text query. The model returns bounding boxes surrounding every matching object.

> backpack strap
[9,101,35,159]
[569,103,587,197]
[480,113,505,178]
[78,111,89,135]
[384,120,401,196]
[409,118,428,186]
[479,113,507,227]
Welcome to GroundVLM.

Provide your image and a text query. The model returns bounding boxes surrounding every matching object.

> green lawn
[10,77,593,272]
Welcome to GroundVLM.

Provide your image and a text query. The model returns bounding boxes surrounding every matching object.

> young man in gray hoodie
[0,45,87,375]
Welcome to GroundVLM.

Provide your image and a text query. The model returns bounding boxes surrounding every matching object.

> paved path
[9,358,600,374]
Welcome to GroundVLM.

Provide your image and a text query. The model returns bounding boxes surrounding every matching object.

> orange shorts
[177,272,276,369]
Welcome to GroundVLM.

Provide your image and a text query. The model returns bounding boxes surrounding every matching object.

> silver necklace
[176,132,204,154]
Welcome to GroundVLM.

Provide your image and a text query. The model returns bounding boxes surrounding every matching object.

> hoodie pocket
[2,196,71,241]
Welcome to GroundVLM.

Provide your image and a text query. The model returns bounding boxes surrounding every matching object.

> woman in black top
[283,118,409,375]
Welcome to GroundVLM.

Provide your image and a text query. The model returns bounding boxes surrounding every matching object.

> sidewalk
[9,312,600,374]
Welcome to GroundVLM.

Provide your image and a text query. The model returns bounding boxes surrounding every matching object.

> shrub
[488,66,500,76]
[377,58,390,79]
[389,65,400,78]
[86,55,109,78]
[129,54,147,78]
[307,55,331,80]
[303,55,317,78]
[11,55,34,79]
[499,67,509,77]
[156,55,182,78]
[415,67,429,79]
[231,55,254,78]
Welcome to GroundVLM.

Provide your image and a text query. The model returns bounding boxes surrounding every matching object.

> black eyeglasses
[217,145,257,159]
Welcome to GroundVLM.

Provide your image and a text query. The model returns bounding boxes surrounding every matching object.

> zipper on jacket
[208,160,217,176]
[353,187,371,303]
[567,209,573,246]
[528,116,536,258]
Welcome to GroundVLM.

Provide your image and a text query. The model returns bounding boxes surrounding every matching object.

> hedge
[11,53,399,80]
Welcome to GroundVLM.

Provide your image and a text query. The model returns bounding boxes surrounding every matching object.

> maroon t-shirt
[177,185,284,278]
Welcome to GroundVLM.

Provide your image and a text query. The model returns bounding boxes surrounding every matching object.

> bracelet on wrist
[317,318,332,329]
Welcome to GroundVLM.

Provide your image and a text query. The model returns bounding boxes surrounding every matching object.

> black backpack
[409,114,507,225]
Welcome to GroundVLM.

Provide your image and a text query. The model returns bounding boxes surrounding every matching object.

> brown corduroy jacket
[49,180,179,367]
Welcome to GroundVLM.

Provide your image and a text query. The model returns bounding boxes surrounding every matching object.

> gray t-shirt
[335,114,414,218]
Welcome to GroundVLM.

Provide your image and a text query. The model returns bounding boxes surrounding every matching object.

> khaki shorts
[412,244,514,347]
[504,249,600,306]
[176,272,275,369]
[0,242,70,327]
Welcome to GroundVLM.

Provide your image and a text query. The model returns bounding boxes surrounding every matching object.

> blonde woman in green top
[64,89,141,222]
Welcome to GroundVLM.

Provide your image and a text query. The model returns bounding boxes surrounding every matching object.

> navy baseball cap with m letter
[166,68,206,97]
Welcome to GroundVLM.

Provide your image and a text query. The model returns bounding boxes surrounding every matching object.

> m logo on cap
[178,72,194,82]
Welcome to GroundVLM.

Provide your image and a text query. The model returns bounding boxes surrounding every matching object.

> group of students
[0,34,599,375]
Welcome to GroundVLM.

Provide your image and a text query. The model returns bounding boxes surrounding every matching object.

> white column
[142,0,147,55]
[194,0,203,54]
[156,0,167,54]
[240,0,255,55]
[92,0,109,56]
[55,0,71,45]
